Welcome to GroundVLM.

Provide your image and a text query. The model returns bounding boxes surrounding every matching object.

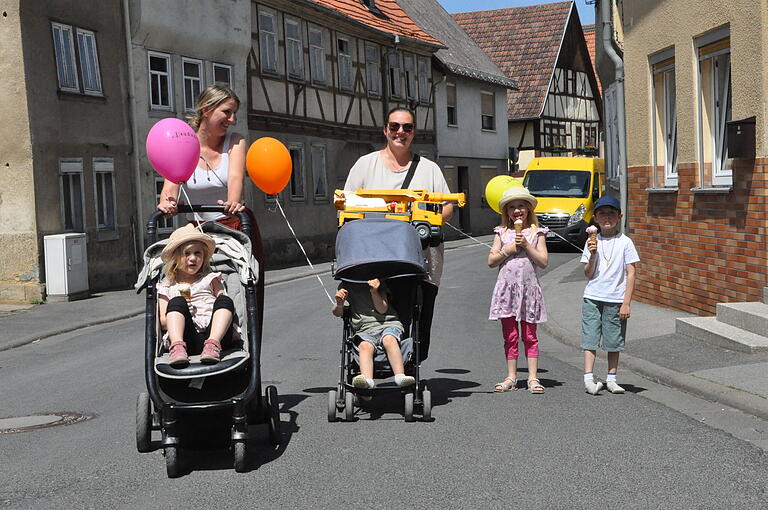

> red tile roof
[453,1,573,120]
[309,0,443,47]
[583,24,602,96]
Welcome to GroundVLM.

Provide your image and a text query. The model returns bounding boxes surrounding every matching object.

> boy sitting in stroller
[332,278,416,389]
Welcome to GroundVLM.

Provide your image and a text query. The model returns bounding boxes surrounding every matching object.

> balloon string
[445,221,585,252]
[178,183,205,231]
[275,198,334,304]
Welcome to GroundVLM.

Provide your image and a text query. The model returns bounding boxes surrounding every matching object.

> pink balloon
[145,118,200,183]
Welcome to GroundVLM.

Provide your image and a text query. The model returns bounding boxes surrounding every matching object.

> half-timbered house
[248,0,444,264]
[454,1,602,173]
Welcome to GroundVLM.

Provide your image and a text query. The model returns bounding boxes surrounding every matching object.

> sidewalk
[539,256,768,421]
[2,238,766,421]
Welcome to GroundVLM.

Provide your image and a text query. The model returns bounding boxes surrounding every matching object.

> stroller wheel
[327,390,338,422]
[233,441,248,473]
[344,391,355,422]
[266,385,282,445]
[164,446,181,478]
[136,392,152,453]
[421,388,432,422]
[404,392,415,422]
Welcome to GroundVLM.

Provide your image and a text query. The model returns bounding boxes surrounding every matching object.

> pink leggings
[501,317,539,360]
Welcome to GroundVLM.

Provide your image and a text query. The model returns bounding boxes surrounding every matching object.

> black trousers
[418,282,438,362]
[166,294,235,355]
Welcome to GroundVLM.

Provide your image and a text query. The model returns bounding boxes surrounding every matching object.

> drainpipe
[122,0,144,261]
[599,0,627,230]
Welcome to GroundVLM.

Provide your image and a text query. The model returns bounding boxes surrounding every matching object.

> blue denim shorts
[581,298,626,352]
[353,326,404,355]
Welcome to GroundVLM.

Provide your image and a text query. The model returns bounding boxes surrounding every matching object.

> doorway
[457,166,470,233]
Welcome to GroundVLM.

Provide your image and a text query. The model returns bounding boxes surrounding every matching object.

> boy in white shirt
[580,196,639,395]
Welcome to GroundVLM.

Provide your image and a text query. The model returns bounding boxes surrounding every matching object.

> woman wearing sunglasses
[344,107,454,362]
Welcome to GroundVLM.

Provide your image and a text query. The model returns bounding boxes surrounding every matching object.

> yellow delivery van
[522,157,604,246]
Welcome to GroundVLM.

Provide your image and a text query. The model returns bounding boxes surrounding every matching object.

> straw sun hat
[498,186,538,212]
[160,224,215,263]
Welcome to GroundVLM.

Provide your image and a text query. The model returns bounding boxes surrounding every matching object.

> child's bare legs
[584,349,597,374]
[607,351,620,374]
[382,334,415,387]
[208,307,233,343]
[357,341,375,380]
[583,349,604,394]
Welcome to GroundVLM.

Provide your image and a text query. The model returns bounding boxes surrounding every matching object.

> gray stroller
[328,218,433,422]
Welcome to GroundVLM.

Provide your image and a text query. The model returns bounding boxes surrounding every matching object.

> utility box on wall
[726,116,756,159]
[44,233,89,301]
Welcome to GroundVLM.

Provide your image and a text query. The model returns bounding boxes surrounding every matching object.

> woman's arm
[220,134,246,215]
[157,180,180,214]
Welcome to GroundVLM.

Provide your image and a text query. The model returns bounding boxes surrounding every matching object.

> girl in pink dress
[487,187,549,394]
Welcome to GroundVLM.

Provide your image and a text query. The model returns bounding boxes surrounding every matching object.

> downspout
[599,0,627,230]
[122,0,144,260]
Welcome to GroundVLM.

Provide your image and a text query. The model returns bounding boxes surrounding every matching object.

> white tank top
[185,133,232,221]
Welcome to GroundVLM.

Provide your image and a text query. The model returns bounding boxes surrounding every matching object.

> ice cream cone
[178,283,191,301]
[586,225,598,245]
[514,219,523,235]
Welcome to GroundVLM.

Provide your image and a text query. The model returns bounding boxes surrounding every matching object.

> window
[213,63,233,88]
[308,25,326,85]
[446,82,457,126]
[59,158,85,232]
[76,29,102,95]
[258,7,278,73]
[337,36,353,92]
[285,18,304,80]
[417,56,430,103]
[311,144,328,199]
[650,49,677,187]
[93,158,116,230]
[388,51,402,98]
[148,51,172,110]
[52,23,103,95]
[696,30,731,187]
[289,144,305,199]
[155,177,176,233]
[481,91,495,131]
[182,57,204,112]
[403,53,417,100]
[365,43,381,96]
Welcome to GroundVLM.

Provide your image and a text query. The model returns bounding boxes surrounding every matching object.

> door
[457,166,470,233]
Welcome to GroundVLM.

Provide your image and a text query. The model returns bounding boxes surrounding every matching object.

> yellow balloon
[484,176,523,214]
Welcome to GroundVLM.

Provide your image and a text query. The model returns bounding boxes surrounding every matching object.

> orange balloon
[246,137,292,194]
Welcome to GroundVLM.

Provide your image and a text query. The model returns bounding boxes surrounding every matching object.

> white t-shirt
[344,151,451,286]
[185,133,233,221]
[580,233,640,303]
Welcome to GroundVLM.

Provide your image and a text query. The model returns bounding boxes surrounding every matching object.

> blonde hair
[162,241,212,284]
[187,85,240,131]
[499,201,539,230]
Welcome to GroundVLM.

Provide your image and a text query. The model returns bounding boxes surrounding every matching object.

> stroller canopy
[334,219,426,282]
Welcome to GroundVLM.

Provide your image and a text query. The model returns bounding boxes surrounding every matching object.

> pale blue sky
[437,0,595,25]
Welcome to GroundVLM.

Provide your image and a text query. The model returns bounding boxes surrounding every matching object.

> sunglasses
[387,122,414,133]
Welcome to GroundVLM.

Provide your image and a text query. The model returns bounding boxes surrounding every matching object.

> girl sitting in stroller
[332,278,416,389]
[157,224,237,368]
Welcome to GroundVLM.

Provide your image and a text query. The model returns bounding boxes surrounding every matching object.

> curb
[538,260,768,422]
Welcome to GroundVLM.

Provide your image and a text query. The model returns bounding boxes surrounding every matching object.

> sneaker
[395,374,416,388]
[585,379,604,395]
[606,381,625,394]
[352,375,374,389]
[200,339,221,364]
[169,342,189,368]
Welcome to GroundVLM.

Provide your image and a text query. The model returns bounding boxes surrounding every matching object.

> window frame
[650,48,677,187]
[308,24,327,86]
[58,158,86,233]
[285,17,305,81]
[311,143,329,200]
[75,27,103,96]
[403,52,417,100]
[481,91,496,131]
[446,82,457,127]
[92,158,117,231]
[258,6,279,74]
[388,51,402,99]
[52,22,79,93]
[336,34,354,93]
[148,50,173,111]
[212,62,233,88]
[417,56,430,103]
[288,143,306,201]
[182,57,204,113]
[364,42,381,96]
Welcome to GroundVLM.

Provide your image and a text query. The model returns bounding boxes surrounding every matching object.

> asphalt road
[1,244,766,509]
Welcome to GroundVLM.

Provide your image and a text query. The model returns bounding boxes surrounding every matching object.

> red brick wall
[627,158,768,315]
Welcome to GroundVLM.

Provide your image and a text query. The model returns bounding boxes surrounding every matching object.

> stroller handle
[146,205,251,245]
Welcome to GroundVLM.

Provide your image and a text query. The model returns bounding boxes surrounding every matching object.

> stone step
[676,316,768,353]
[716,302,768,337]
[764,286,768,305]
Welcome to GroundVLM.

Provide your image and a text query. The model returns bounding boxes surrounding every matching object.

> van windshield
[523,170,591,198]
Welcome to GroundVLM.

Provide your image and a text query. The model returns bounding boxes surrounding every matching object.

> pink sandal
[200,339,222,364]
[169,341,189,368]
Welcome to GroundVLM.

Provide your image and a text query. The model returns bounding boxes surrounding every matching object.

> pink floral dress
[488,226,548,323]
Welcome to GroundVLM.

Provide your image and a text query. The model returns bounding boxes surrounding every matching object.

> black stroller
[328,218,433,422]
[134,206,280,477]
